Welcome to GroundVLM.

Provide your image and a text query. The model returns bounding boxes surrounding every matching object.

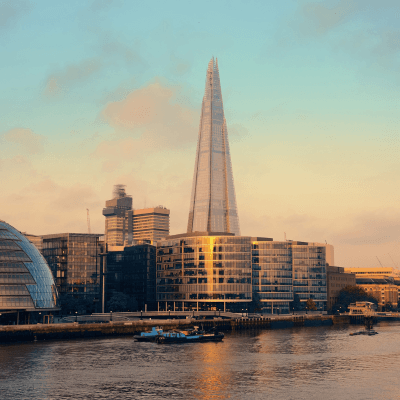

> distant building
[42,233,103,312]
[254,240,331,313]
[104,244,157,312]
[103,185,170,247]
[156,233,332,313]
[355,277,398,311]
[344,267,399,310]
[23,233,43,253]
[133,207,170,244]
[103,185,133,247]
[0,220,58,324]
[344,267,396,279]
[326,266,356,310]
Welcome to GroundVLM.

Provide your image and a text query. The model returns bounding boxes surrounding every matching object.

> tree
[249,291,263,313]
[107,292,138,312]
[59,294,94,315]
[306,298,317,311]
[385,301,394,312]
[290,293,302,312]
[334,285,378,312]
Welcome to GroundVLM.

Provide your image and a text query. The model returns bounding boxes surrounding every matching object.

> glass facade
[252,241,293,314]
[106,244,157,311]
[42,234,102,309]
[292,244,327,310]
[187,58,240,236]
[0,221,58,311]
[157,234,251,311]
[157,235,328,312]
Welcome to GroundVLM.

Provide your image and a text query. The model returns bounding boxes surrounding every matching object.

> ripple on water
[1,322,400,399]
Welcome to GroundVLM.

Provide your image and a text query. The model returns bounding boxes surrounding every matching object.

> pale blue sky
[2,0,400,269]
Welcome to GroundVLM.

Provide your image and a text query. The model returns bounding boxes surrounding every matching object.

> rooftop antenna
[284,232,286,241]
[87,209,91,234]
[376,256,384,268]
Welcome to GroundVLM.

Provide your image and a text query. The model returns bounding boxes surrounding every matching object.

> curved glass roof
[0,220,58,311]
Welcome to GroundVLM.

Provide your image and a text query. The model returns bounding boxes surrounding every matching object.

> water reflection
[1,323,400,399]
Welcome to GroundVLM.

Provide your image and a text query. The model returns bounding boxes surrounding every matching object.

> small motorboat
[134,326,163,342]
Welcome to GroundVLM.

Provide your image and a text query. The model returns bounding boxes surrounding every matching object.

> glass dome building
[0,220,58,315]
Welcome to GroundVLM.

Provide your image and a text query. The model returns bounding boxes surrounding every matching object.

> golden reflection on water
[192,341,233,400]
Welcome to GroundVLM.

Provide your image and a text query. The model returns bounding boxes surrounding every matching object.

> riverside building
[0,220,58,324]
[104,243,157,312]
[42,233,103,312]
[157,235,330,312]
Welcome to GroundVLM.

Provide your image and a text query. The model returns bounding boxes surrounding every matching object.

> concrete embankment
[0,315,351,343]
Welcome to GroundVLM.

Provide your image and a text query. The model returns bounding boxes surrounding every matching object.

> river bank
[0,314,352,343]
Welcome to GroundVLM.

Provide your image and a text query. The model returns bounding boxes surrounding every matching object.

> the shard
[187,58,240,235]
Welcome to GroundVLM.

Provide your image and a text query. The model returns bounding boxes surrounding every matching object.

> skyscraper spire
[187,58,240,235]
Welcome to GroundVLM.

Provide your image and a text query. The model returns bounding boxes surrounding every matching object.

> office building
[326,266,356,310]
[0,220,58,324]
[105,244,157,312]
[103,185,133,247]
[42,233,103,312]
[156,233,331,312]
[187,58,240,236]
[157,233,251,312]
[133,207,170,244]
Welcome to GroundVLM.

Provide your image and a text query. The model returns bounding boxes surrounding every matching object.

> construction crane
[87,209,91,234]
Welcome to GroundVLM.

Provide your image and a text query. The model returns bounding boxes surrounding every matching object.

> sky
[1,0,400,269]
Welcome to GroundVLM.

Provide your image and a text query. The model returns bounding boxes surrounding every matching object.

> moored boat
[156,330,224,344]
[134,326,163,342]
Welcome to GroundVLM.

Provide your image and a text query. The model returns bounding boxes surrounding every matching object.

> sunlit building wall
[133,207,170,244]
[156,233,252,312]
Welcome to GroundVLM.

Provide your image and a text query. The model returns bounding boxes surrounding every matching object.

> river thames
[1,322,400,399]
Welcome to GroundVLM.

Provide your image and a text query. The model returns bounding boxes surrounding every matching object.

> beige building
[344,267,399,310]
[344,267,396,278]
[133,207,170,244]
[326,266,356,310]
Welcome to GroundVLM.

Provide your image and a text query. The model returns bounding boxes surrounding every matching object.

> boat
[349,330,378,336]
[133,326,163,342]
[155,328,224,344]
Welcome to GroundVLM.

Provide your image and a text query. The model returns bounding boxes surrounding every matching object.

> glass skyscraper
[187,58,240,236]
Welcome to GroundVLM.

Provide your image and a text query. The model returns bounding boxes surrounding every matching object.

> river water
[1,322,400,399]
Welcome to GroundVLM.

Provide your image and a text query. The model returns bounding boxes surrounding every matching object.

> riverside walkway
[0,313,348,343]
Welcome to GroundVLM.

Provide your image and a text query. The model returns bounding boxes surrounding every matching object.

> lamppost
[110,311,113,322]
[75,311,78,323]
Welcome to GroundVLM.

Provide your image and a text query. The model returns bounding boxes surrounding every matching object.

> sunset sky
[2,0,400,269]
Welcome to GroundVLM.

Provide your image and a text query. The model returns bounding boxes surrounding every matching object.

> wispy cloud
[0,128,44,155]
[94,79,198,164]
[43,57,102,97]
